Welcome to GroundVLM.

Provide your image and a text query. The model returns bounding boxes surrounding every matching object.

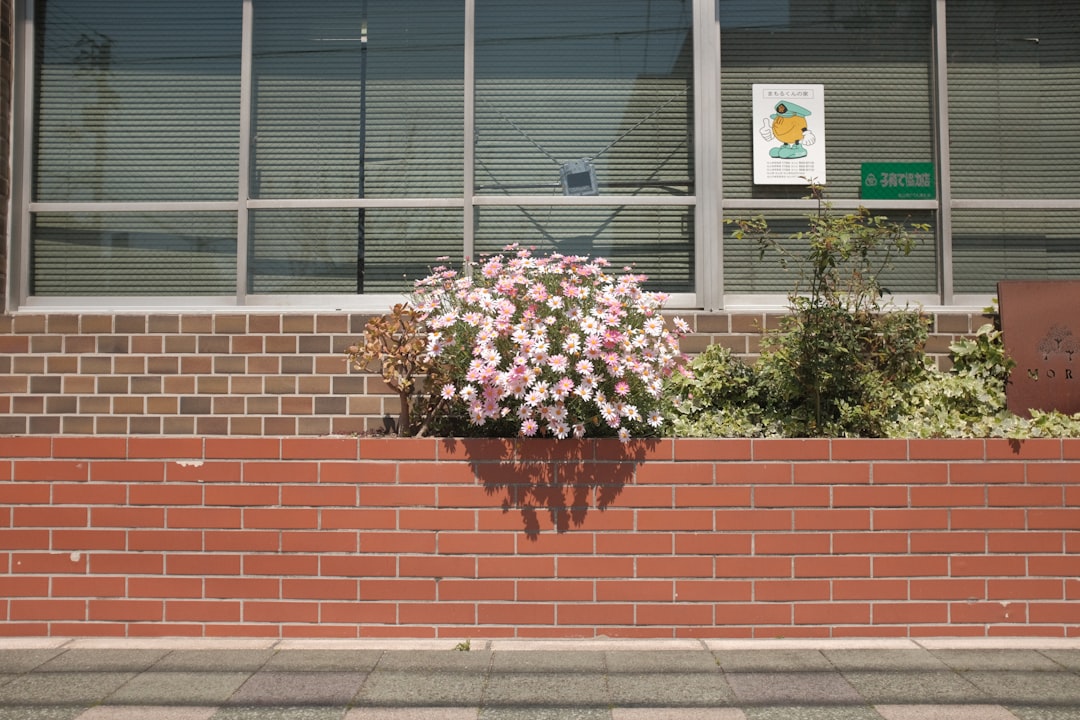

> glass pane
[475,0,694,197]
[249,208,463,294]
[34,0,241,202]
[723,209,937,294]
[31,213,237,295]
[252,0,465,198]
[475,206,694,293]
[947,2,1080,199]
[720,1,933,200]
[953,210,1080,294]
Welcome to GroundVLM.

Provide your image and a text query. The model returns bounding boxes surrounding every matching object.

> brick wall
[0,310,991,436]
[1,436,1077,639]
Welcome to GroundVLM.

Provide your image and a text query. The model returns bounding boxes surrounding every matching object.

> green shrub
[728,183,930,437]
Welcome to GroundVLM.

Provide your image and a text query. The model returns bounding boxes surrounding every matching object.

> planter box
[1,436,1078,639]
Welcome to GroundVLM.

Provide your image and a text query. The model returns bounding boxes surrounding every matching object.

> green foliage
[664,344,772,438]
[665,318,1080,439]
[728,183,931,437]
[887,324,1080,439]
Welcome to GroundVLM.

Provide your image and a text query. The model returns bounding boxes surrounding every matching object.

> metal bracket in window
[560,158,599,196]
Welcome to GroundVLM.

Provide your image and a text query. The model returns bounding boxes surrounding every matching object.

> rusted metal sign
[998,280,1080,417]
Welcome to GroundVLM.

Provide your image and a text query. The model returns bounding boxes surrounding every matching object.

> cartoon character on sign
[760,100,816,159]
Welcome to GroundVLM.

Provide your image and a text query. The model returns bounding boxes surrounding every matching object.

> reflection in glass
[252,0,465,199]
[476,206,694,293]
[475,0,694,197]
[249,208,463,294]
[34,0,241,202]
[32,213,237,295]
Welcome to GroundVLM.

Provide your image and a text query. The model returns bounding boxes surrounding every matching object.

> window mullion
[237,0,255,304]
[464,0,476,265]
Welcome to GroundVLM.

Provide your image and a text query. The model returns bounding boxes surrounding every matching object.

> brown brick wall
[0,310,991,436]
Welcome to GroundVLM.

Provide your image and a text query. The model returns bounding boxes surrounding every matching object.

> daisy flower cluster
[412,245,689,442]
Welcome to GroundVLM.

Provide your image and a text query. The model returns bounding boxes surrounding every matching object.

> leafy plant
[729,183,930,436]
[663,344,771,437]
[410,245,689,441]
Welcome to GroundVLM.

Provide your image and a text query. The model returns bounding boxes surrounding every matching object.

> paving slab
[37,649,169,673]
[608,671,735,707]
[107,671,252,705]
[478,708,609,720]
[931,650,1065,672]
[823,649,948,673]
[1040,651,1080,672]
[482,672,607,708]
[355,670,487,707]
[489,651,606,673]
[346,710,480,720]
[841,671,986,705]
[152,649,275,672]
[724,672,864,705]
[613,710,746,720]
[0,671,136,705]
[875,705,1020,720]
[75,707,219,720]
[744,707,884,720]
[229,672,365,706]
[0,650,65,673]
[374,650,493,673]
[0,708,85,720]
[963,672,1080,706]
[605,651,720,674]
[210,708,347,720]
[1008,707,1080,720]
[716,650,833,673]
[263,650,383,673]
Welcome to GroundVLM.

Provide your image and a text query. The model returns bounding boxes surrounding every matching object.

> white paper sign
[753,84,826,185]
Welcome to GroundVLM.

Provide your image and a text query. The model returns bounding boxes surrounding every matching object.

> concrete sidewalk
[2,637,1080,719]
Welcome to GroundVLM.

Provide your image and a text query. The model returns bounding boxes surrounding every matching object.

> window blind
[32,213,237,296]
[251,0,465,199]
[947,2,1080,293]
[473,0,694,293]
[249,0,465,294]
[475,0,694,198]
[719,1,935,293]
[34,0,241,202]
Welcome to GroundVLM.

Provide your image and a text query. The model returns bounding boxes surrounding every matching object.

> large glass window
[249,208,462,294]
[474,0,695,298]
[32,213,237,295]
[252,0,464,199]
[33,0,242,202]
[948,2,1080,293]
[475,0,693,198]
[476,206,694,292]
[719,0,936,295]
[21,1,1080,309]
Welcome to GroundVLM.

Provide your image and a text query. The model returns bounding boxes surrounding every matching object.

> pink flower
[614,381,630,397]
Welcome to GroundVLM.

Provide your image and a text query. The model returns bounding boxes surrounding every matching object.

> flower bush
[410,245,689,441]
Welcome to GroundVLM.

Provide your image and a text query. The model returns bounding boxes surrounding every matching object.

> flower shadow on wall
[443,438,657,538]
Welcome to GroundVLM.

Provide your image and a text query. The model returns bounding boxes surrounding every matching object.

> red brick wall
[1,436,1077,639]
[0,311,990,436]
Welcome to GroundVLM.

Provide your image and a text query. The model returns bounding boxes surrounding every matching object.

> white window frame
[9,0,1080,314]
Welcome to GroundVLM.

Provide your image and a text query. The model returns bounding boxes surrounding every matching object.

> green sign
[861,162,935,200]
